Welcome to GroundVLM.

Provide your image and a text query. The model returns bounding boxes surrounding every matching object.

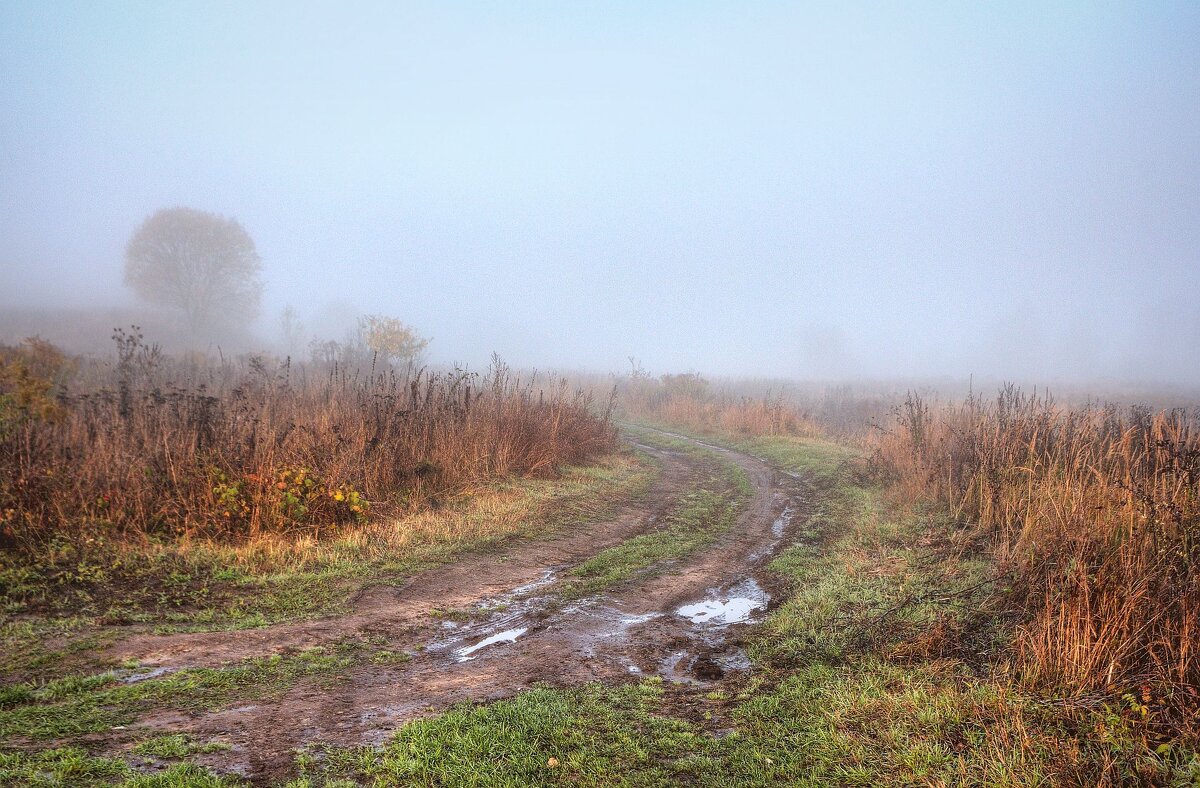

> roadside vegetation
[872,389,1198,726]
[1,332,615,546]
[1,453,649,634]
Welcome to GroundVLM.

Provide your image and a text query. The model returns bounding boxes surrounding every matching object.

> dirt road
[113,430,812,782]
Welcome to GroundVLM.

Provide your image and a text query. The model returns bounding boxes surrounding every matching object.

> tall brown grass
[872,386,1199,729]
[0,333,615,548]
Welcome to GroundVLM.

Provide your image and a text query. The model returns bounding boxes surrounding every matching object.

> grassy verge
[285,435,1200,787]
[0,643,361,742]
[0,452,655,681]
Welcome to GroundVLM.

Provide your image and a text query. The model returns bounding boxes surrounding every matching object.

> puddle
[658,645,753,684]
[716,648,752,671]
[426,570,563,657]
[121,666,174,683]
[453,627,528,661]
[658,650,694,682]
[560,603,664,657]
[615,610,661,629]
[502,568,558,600]
[675,578,769,625]
[771,504,793,538]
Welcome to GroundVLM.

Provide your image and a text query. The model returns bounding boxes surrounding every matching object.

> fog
[2,2,1198,386]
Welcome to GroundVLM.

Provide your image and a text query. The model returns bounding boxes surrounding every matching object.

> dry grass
[0,333,616,550]
[870,386,1199,736]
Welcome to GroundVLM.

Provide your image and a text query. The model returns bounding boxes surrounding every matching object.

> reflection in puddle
[454,627,528,661]
[675,578,769,625]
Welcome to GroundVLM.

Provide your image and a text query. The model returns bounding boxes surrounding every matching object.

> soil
[106,432,814,784]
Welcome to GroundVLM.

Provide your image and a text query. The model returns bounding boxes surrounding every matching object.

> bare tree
[124,208,263,340]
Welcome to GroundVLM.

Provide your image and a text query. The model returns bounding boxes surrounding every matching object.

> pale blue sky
[1,1,1198,381]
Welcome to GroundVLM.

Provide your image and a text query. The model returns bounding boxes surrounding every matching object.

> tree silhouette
[124,207,263,340]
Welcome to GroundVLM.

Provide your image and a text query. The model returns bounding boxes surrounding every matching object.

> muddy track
[115,431,813,783]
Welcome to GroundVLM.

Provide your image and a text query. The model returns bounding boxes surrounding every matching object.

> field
[1,339,1197,786]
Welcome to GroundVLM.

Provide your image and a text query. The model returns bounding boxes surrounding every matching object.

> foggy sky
[2,1,1198,383]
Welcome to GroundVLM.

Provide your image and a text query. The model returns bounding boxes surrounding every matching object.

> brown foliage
[0,335,614,547]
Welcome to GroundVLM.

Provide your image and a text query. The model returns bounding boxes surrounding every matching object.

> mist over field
[5,6,1200,784]
[2,2,1198,386]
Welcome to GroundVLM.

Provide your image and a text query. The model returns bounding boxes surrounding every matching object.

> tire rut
[119,432,814,784]
[108,442,699,670]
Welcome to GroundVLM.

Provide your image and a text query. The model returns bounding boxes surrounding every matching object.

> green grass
[563,490,732,598]
[287,670,1199,787]
[734,434,858,486]
[0,746,244,787]
[288,680,711,787]
[0,644,355,741]
[130,734,230,758]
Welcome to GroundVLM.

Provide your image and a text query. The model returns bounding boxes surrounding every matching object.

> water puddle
[675,578,769,625]
[120,666,174,683]
[558,603,663,658]
[503,568,558,600]
[425,569,563,658]
[658,645,753,684]
[716,647,752,671]
[659,650,693,682]
[453,627,528,661]
[772,504,793,538]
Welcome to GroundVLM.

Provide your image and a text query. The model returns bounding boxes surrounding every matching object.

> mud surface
[113,432,813,783]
